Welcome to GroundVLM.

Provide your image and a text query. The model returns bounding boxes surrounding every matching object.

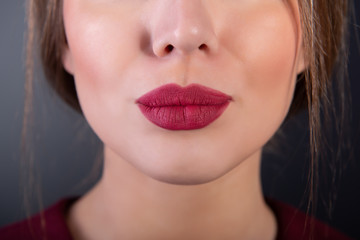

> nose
[150,0,218,57]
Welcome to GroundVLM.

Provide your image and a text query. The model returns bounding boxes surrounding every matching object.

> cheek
[245,27,296,119]
[244,22,296,97]
[63,2,143,121]
[228,4,298,116]
[215,3,299,150]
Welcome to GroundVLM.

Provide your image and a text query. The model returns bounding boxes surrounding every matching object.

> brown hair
[24,0,350,230]
[297,0,350,227]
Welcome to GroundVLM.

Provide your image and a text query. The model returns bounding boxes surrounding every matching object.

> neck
[67,147,277,240]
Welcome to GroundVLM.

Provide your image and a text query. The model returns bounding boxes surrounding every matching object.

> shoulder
[0,198,76,240]
[266,198,353,240]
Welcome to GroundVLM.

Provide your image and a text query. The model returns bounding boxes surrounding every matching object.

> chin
[143,164,230,186]
[151,174,220,186]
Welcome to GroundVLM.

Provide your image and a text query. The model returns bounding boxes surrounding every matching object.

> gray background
[1,1,360,239]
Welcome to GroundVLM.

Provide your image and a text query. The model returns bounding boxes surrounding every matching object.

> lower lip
[137,103,230,130]
[136,84,231,130]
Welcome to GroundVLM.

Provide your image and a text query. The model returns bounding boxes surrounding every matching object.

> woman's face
[62,0,305,184]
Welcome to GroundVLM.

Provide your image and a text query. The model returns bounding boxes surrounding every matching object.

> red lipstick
[136,84,232,130]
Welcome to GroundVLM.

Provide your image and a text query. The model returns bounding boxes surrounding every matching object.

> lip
[136,83,232,130]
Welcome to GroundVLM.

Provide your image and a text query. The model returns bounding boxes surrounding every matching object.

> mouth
[136,83,232,130]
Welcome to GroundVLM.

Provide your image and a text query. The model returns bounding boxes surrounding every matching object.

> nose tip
[150,1,218,57]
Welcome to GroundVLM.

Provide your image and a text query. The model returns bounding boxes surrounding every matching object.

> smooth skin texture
[62,0,305,239]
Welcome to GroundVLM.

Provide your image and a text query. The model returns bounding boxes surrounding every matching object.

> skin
[62,0,305,239]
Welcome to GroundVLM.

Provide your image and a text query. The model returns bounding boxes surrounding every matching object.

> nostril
[156,43,210,56]
[199,44,207,51]
[165,45,174,53]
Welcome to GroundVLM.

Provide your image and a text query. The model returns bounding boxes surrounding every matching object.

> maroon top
[266,198,352,240]
[0,198,352,240]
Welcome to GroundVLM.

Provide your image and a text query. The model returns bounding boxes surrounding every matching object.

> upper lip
[136,83,232,106]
